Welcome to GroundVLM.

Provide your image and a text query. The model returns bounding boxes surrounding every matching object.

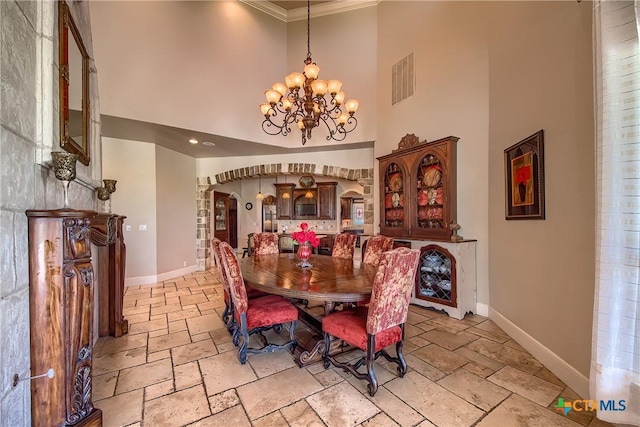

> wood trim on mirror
[59,1,90,166]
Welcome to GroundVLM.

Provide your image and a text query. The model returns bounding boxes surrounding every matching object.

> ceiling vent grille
[392,53,415,105]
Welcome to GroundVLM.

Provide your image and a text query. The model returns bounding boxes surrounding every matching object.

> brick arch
[196,163,374,271]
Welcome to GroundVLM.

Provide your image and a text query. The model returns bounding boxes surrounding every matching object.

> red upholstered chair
[218,241,298,364]
[211,238,237,335]
[212,238,271,336]
[253,232,280,255]
[332,233,357,260]
[362,235,394,267]
[322,247,420,396]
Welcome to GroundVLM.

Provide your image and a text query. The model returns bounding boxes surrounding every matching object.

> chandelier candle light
[292,222,320,269]
[260,1,359,145]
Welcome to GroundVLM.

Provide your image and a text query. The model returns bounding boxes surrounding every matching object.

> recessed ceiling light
[202,141,216,147]
[189,138,198,144]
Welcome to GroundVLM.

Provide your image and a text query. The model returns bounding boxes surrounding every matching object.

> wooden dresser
[26,209,102,426]
[90,213,128,337]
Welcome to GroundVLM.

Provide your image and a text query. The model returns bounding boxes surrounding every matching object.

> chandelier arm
[262,119,287,136]
[323,98,345,117]
[314,113,339,141]
[342,116,358,133]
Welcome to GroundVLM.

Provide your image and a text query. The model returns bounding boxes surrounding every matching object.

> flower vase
[297,242,313,269]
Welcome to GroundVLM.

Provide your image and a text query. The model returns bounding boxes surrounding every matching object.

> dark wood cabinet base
[27,209,102,427]
[90,213,128,338]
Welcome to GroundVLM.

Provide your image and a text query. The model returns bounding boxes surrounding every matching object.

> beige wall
[487,1,594,377]
[376,0,595,388]
[103,137,158,279]
[156,146,197,273]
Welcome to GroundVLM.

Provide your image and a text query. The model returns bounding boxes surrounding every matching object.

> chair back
[211,238,230,293]
[247,233,256,256]
[219,241,249,315]
[278,234,295,253]
[254,232,279,255]
[366,247,420,335]
[362,235,395,267]
[332,233,357,259]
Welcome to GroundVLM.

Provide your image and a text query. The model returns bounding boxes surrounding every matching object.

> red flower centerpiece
[292,222,320,269]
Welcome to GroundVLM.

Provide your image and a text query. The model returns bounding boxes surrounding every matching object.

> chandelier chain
[307,1,311,60]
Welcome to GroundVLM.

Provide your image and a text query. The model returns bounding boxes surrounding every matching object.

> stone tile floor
[93,270,613,427]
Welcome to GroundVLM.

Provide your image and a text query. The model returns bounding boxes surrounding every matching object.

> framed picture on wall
[504,130,545,220]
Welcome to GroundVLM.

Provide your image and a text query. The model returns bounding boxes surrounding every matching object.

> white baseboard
[476,302,489,317]
[125,265,198,286]
[489,307,590,399]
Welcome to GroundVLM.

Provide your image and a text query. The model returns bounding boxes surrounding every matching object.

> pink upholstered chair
[213,238,269,335]
[362,235,395,267]
[322,247,420,396]
[218,241,298,364]
[253,232,280,255]
[331,233,357,260]
[211,238,237,334]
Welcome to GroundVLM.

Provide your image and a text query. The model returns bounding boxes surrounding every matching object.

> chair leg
[238,314,249,364]
[288,321,297,353]
[396,324,407,377]
[366,334,378,397]
[323,332,331,369]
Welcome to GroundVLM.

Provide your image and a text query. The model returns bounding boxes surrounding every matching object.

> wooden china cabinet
[379,134,477,319]
[377,134,458,241]
[26,209,102,426]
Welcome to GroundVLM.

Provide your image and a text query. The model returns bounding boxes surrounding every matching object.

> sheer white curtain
[591,1,640,425]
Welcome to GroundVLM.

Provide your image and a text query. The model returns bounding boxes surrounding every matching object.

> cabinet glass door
[214,198,226,231]
[415,245,457,307]
[383,162,405,228]
[416,153,445,231]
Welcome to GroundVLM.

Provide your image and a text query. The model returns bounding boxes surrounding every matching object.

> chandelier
[260,1,359,145]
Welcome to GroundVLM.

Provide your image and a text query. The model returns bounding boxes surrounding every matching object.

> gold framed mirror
[59,1,90,165]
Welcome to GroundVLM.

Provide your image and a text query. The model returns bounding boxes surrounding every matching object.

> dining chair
[242,233,255,258]
[218,241,298,364]
[362,235,395,267]
[212,238,269,336]
[278,233,295,253]
[321,247,420,396]
[253,232,280,255]
[211,238,236,334]
[331,233,357,259]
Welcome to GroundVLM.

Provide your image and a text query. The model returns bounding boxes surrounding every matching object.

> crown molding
[240,1,379,23]
[240,0,288,21]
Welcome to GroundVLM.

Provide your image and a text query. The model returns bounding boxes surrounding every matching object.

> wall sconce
[97,179,118,213]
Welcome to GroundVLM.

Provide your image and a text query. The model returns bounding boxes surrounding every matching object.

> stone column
[196,177,214,270]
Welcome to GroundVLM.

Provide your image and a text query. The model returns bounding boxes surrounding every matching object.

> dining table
[238,253,378,366]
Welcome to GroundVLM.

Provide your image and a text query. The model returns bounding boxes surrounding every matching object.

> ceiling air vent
[392,52,415,105]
